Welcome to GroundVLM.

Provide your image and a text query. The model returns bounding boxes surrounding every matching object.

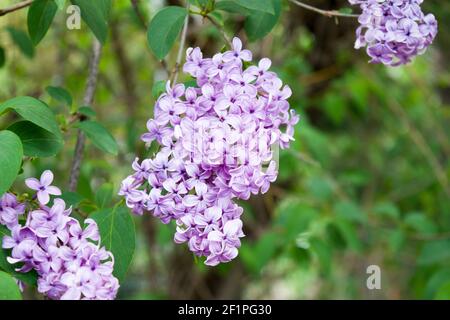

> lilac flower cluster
[349,0,438,66]
[0,170,119,300]
[119,37,299,266]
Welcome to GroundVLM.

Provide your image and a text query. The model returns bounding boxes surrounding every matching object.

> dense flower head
[349,0,438,66]
[0,171,119,300]
[119,37,299,266]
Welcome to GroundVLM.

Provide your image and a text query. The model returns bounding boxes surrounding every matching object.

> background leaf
[0,96,62,139]
[55,0,66,10]
[46,86,73,106]
[7,27,35,59]
[0,271,22,300]
[77,106,96,118]
[27,0,58,45]
[77,120,118,155]
[0,131,23,196]
[7,121,63,157]
[244,0,281,41]
[91,206,135,282]
[215,1,251,14]
[147,6,187,60]
[418,240,450,266]
[232,0,274,14]
[70,0,111,44]
[95,183,113,208]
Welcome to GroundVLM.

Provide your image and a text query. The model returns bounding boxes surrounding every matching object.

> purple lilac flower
[119,37,299,266]
[25,170,61,205]
[349,0,438,66]
[0,193,25,228]
[0,171,119,300]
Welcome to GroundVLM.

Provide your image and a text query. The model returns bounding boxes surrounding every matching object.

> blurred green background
[1,0,449,299]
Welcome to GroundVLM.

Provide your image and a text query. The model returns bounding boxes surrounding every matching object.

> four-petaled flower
[25,170,61,205]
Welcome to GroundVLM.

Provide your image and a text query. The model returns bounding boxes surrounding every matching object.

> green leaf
[60,191,84,207]
[388,229,405,253]
[418,240,450,266]
[373,202,400,220]
[194,0,209,7]
[0,96,62,139]
[0,47,5,68]
[233,0,274,14]
[7,27,35,59]
[194,0,215,11]
[91,206,135,282]
[147,6,188,60]
[306,176,333,200]
[70,0,110,44]
[46,86,73,106]
[95,183,113,208]
[275,200,318,243]
[152,80,167,99]
[55,0,66,10]
[241,231,280,274]
[334,201,366,224]
[7,121,63,157]
[333,218,362,252]
[77,120,118,155]
[27,0,58,45]
[0,271,22,300]
[425,268,450,298]
[435,282,450,300]
[339,7,354,14]
[0,131,23,196]
[404,212,437,235]
[0,225,38,286]
[97,0,112,20]
[244,0,281,41]
[78,106,96,118]
[184,79,198,89]
[215,0,251,14]
[310,238,332,274]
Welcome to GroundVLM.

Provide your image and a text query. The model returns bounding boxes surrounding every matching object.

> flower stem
[0,0,33,17]
[205,14,232,48]
[288,0,359,18]
[170,0,190,85]
[69,39,102,192]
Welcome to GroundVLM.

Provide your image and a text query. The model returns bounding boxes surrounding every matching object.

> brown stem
[205,14,232,47]
[130,0,148,29]
[0,0,33,17]
[170,1,190,84]
[69,39,102,192]
[288,0,360,18]
[110,19,138,115]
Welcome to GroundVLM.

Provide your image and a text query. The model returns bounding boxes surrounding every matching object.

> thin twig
[0,0,33,17]
[170,1,190,84]
[69,39,102,192]
[288,0,359,18]
[205,14,232,47]
[130,0,148,29]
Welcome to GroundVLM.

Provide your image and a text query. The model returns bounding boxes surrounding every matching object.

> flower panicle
[0,171,119,300]
[350,0,438,66]
[119,37,299,266]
